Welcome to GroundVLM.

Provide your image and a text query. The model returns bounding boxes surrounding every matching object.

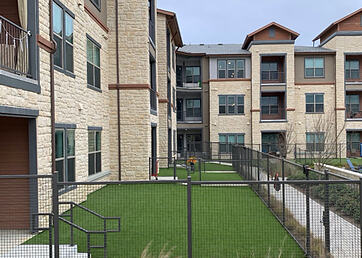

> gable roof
[313,8,362,42]
[242,22,300,49]
[157,9,183,47]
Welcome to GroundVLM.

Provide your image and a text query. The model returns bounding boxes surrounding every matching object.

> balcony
[260,92,286,121]
[345,55,362,86]
[346,92,362,120]
[347,131,361,157]
[177,98,202,123]
[261,56,285,85]
[0,15,30,77]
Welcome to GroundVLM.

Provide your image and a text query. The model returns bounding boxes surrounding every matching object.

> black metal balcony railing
[150,88,157,111]
[346,110,362,119]
[261,71,285,83]
[261,108,286,120]
[0,16,30,77]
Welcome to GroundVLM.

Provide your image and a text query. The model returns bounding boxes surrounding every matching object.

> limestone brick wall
[107,0,156,180]
[324,36,362,156]
[249,44,295,146]
[209,80,252,144]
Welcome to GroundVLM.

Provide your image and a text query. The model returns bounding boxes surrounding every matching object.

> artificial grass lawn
[158,162,241,181]
[27,184,304,258]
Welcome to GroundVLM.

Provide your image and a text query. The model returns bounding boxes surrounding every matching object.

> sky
[157,0,362,46]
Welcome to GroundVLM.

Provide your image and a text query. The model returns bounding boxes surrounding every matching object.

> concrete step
[0,244,89,258]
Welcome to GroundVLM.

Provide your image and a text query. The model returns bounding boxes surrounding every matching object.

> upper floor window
[88,130,102,176]
[55,128,75,186]
[53,1,74,74]
[90,0,101,10]
[261,62,278,80]
[87,37,101,89]
[306,133,325,152]
[185,67,201,84]
[306,93,324,113]
[186,99,201,118]
[345,60,359,80]
[218,59,245,79]
[346,95,360,116]
[261,96,279,115]
[305,57,324,78]
[219,95,244,115]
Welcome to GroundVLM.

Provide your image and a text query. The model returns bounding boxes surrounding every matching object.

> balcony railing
[0,15,30,77]
[261,71,285,84]
[177,82,202,89]
[150,88,157,111]
[261,108,286,120]
[346,110,362,119]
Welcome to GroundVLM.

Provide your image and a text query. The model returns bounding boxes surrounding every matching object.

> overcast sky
[157,0,361,46]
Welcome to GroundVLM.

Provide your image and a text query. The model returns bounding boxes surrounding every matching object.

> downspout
[115,0,121,180]
[49,0,55,174]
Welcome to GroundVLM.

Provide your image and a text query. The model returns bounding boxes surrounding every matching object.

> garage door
[0,117,30,229]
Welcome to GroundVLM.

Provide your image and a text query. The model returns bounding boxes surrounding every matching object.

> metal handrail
[0,15,29,33]
[59,201,121,258]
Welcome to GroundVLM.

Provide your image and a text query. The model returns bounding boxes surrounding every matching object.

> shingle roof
[294,46,336,53]
[178,44,250,55]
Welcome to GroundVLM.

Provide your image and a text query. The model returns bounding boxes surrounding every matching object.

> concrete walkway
[258,169,360,258]
[0,230,32,256]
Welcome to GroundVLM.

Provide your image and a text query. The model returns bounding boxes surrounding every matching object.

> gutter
[115,0,122,180]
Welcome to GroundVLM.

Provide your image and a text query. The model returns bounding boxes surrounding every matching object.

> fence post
[360,178,362,256]
[304,166,311,257]
[198,159,201,182]
[282,159,285,225]
[294,143,297,160]
[149,157,151,180]
[250,148,253,180]
[324,169,330,256]
[187,176,192,258]
[267,155,270,207]
[173,157,176,180]
[52,172,59,258]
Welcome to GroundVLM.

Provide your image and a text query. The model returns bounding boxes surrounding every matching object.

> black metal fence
[1,147,361,258]
[232,145,362,258]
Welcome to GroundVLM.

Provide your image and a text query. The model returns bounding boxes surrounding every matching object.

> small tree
[279,122,297,158]
[305,110,346,166]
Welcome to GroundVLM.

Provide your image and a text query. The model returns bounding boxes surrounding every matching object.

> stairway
[0,245,89,258]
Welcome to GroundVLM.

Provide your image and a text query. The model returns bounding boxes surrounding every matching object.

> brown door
[0,117,30,229]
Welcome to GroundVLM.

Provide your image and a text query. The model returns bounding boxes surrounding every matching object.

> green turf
[27,184,304,258]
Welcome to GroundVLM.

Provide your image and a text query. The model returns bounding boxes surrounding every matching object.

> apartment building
[176,8,362,158]
[0,0,181,229]
[156,9,182,167]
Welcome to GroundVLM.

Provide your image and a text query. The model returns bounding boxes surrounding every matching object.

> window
[262,133,281,153]
[176,65,183,86]
[347,132,360,155]
[219,95,244,115]
[346,95,360,116]
[219,134,244,153]
[90,0,101,10]
[167,80,171,118]
[87,37,101,89]
[185,67,201,84]
[218,59,245,79]
[261,62,278,80]
[306,133,325,152]
[88,130,101,175]
[305,57,324,78]
[261,96,279,115]
[55,128,75,186]
[150,58,157,111]
[172,45,176,71]
[345,60,359,80]
[306,93,324,113]
[186,99,201,118]
[53,1,74,73]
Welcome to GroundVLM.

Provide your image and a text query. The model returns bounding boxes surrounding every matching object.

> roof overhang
[242,22,299,49]
[313,8,362,42]
[157,9,183,47]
